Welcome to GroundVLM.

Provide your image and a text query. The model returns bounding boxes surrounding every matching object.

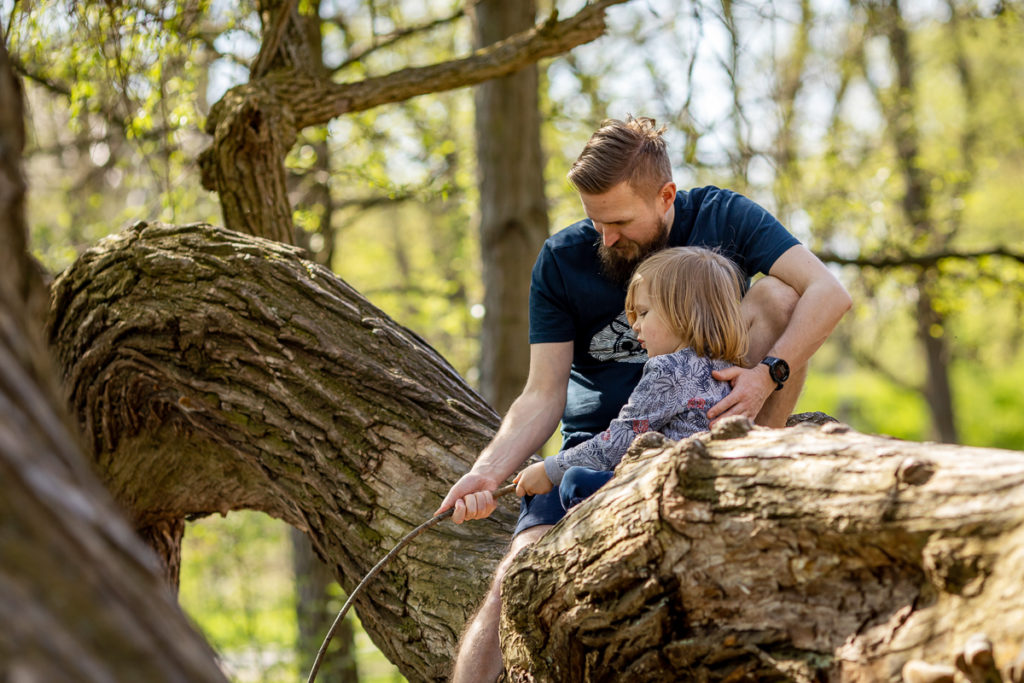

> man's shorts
[514,489,566,535]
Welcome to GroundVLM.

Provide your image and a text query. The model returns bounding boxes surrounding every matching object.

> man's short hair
[567,115,672,198]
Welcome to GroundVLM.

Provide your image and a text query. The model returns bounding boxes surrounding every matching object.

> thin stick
[307,483,519,683]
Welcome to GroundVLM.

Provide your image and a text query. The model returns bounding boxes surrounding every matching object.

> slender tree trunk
[292,528,358,683]
[915,277,958,443]
[472,0,550,414]
[46,222,516,682]
[0,38,226,683]
[881,0,959,443]
[501,419,1024,681]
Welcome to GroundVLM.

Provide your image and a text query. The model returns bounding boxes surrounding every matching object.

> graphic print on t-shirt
[588,311,648,363]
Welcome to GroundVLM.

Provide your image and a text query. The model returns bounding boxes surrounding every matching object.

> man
[437,116,851,682]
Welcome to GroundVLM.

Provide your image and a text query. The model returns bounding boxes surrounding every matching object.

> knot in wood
[621,431,671,467]
[710,415,754,440]
[897,456,936,487]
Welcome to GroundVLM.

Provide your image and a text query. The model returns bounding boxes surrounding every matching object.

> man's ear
[658,181,676,211]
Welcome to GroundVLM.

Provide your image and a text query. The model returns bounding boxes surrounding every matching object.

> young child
[514,246,749,510]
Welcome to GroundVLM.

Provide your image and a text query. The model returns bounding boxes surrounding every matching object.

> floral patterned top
[543,348,732,485]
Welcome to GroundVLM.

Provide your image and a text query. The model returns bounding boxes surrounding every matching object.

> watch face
[773,359,790,383]
[763,357,790,383]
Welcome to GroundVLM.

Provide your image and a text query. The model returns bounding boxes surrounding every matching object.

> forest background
[4,0,1024,680]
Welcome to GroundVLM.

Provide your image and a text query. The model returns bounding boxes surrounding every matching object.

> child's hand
[514,462,553,497]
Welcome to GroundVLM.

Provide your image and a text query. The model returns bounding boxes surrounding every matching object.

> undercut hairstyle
[624,247,749,366]
[567,115,673,198]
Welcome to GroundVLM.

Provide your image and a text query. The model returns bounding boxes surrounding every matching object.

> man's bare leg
[451,524,552,683]
[742,275,802,427]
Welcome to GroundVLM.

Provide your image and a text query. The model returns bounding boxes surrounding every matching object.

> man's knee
[743,276,798,361]
[488,524,551,593]
[745,276,798,325]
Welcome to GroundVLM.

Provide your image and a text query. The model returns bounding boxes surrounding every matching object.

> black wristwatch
[760,356,790,391]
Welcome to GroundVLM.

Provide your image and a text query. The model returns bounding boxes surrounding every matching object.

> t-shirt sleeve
[544,356,678,485]
[718,190,801,276]
[529,243,576,344]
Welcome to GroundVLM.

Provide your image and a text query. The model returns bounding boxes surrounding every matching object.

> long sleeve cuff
[544,456,566,486]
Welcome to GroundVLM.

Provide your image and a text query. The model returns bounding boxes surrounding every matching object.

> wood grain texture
[500,419,1024,682]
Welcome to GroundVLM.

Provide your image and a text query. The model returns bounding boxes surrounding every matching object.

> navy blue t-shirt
[529,186,800,440]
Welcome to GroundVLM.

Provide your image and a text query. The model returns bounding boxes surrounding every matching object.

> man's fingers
[435,491,456,516]
[712,366,742,383]
[476,491,495,519]
[708,393,738,419]
[452,499,466,524]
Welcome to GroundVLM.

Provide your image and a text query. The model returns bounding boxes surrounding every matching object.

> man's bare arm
[436,341,573,523]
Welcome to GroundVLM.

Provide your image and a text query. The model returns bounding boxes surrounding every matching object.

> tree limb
[816,246,1024,269]
[207,0,630,133]
[332,5,469,74]
[251,0,300,80]
[47,222,515,681]
[501,420,1024,680]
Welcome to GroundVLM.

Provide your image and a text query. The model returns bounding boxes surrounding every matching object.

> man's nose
[600,226,619,247]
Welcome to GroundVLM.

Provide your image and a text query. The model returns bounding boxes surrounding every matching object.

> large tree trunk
[472,0,550,414]
[45,222,516,682]
[0,39,226,683]
[500,418,1024,681]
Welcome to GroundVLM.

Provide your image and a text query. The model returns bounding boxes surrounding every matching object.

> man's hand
[707,364,776,424]
[514,462,553,497]
[436,472,501,524]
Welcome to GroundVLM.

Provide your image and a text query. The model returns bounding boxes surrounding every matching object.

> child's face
[629,281,684,358]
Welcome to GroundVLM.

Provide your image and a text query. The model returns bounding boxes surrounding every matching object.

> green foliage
[180,512,300,681]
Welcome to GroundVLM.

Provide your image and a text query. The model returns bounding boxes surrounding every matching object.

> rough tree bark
[500,418,1024,682]
[0,38,226,683]
[472,0,551,414]
[45,222,518,682]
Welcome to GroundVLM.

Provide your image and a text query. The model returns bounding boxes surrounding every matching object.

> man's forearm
[472,390,566,484]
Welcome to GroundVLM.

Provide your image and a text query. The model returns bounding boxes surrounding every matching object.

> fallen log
[500,417,1024,682]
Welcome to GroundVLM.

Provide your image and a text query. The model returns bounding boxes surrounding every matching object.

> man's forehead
[580,184,643,221]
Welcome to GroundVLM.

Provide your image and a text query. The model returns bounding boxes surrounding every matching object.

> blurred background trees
[5,0,1024,680]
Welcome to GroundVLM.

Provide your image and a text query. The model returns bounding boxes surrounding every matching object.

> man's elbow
[832,279,853,317]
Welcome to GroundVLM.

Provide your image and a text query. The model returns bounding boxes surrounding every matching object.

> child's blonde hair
[625,247,749,366]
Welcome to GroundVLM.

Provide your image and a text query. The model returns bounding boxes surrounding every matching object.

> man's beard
[597,222,670,287]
